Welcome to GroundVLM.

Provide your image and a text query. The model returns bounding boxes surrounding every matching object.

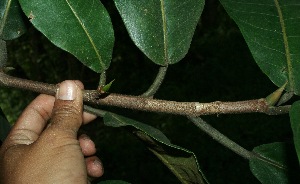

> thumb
[47,80,83,137]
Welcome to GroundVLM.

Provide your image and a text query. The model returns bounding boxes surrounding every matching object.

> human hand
[0,80,103,184]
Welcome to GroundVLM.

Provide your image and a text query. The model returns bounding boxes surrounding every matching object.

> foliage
[114,0,204,65]
[1,0,300,183]
[250,142,299,184]
[19,0,114,73]
[220,0,300,96]
[0,0,26,40]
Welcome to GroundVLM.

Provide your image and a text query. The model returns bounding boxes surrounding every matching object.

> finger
[47,80,83,137]
[79,134,96,156]
[62,80,96,124]
[5,94,55,145]
[74,80,84,89]
[83,112,97,124]
[86,156,104,178]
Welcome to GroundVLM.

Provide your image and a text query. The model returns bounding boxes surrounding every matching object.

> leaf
[0,107,11,142]
[18,0,114,73]
[103,112,208,184]
[97,180,131,184]
[219,0,300,95]
[277,91,293,106]
[249,142,300,184]
[290,101,300,163]
[114,0,204,65]
[101,79,115,93]
[265,81,287,106]
[0,0,26,40]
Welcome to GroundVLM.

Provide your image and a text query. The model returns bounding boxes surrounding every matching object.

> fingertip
[79,134,96,156]
[86,156,104,178]
[49,80,83,134]
[74,80,84,89]
[56,80,79,101]
[83,112,97,124]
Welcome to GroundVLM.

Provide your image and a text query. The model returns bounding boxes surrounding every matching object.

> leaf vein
[0,0,12,36]
[160,0,168,65]
[274,0,294,91]
[65,0,104,69]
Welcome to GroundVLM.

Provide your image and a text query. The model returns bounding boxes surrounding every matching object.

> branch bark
[0,72,290,116]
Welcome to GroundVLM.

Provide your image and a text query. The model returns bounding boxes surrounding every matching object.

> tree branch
[0,72,290,116]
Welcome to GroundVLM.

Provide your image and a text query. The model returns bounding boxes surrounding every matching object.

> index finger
[7,94,55,145]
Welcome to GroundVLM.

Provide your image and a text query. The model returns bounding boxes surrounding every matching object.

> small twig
[0,72,290,116]
[266,105,290,115]
[141,65,168,97]
[188,116,255,160]
[189,116,290,168]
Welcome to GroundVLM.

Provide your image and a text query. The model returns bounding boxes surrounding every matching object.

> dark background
[1,0,296,183]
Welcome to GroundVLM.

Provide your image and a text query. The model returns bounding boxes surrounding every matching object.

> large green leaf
[19,0,114,73]
[0,0,26,40]
[249,142,300,184]
[103,112,208,184]
[290,100,300,163]
[219,0,300,95]
[114,0,204,65]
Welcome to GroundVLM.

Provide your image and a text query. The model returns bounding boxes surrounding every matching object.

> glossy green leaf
[0,107,11,142]
[290,101,300,163]
[103,112,208,184]
[249,142,300,184]
[219,0,300,95]
[0,0,26,40]
[114,0,204,65]
[19,0,114,73]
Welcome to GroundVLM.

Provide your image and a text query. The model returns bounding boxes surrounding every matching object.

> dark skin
[0,80,103,183]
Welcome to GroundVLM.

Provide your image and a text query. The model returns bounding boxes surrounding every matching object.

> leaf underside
[220,0,300,95]
[103,112,208,184]
[18,0,114,73]
[249,142,300,184]
[289,101,300,163]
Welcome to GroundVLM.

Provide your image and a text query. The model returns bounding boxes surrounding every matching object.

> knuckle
[52,103,82,122]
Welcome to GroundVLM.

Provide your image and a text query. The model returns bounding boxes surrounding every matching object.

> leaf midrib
[160,0,168,65]
[0,0,12,36]
[274,0,294,91]
[65,0,105,69]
